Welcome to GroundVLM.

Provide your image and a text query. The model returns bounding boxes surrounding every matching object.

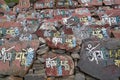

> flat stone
[55,75,74,80]
[39,37,46,43]
[35,28,77,51]
[85,75,98,80]
[74,72,85,80]
[71,53,80,59]
[24,74,45,80]
[104,39,120,49]
[7,76,23,80]
[8,2,16,8]
[103,0,115,5]
[37,46,49,55]
[28,69,33,74]
[33,60,41,64]
[47,77,55,80]
[0,40,39,77]
[37,57,45,63]
[34,69,46,75]
[52,49,66,54]
[78,0,102,6]
[0,76,23,80]
[78,38,120,80]
[56,0,78,7]
[46,37,77,51]
[32,63,44,70]
[43,53,74,76]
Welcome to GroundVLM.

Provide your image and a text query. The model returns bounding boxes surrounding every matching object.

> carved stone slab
[43,53,74,76]
[0,40,39,77]
[78,38,120,80]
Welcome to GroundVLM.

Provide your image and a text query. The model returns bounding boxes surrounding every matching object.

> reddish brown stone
[73,8,91,17]
[64,28,73,35]
[34,0,55,9]
[105,9,120,17]
[78,0,102,6]
[45,37,77,51]
[0,40,39,77]
[43,53,74,76]
[114,0,120,5]
[103,0,114,5]
[15,0,30,10]
[0,0,9,12]
[0,22,22,28]
[56,0,78,8]
[34,30,45,38]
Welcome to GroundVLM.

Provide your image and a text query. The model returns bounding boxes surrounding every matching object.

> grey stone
[71,53,80,59]
[28,69,33,74]
[37,46,49,55]
[32,63,44,70]
[55,76,74,80]
[104,39,120,49]
[24,74,45,80]
[8,2,16,8]
[37,57,45,63]
[85,75,98,80]
[52,49,66,54]
[71,52,80,66]
[33,60,41,64]
[34,69,46,75]
[0,76,23,80]
[39,37,46,43]
[78,39,120,80]
[75,72,85,80]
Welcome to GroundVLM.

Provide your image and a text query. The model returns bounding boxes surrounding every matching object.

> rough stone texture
[78,38,120,80]
[37,46,49,55]
[0,40,39,77]
[46,38,76,51]
[39,37,46,43]
[54,76,74,80]
[24,74,45,80]
[7,76,23,80]
[37,57,45,63]
[43,53,74,76]
[0,76,23,80]
[2,0,120,80]
[85,75,98,80]
[104,39,120,49]
[52,49,66,54]
[74,73,85,80]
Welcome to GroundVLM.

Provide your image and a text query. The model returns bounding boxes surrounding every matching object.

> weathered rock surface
[78,38,120,80]
[0,40,39,77]
[54,75,74,80]
[0,76,23,80]
[43,53,74,76]
[52,49,66,54]
[24,74,45,80]
[74,72,85,80]
[85,75,98,80]
[37,45,49,55]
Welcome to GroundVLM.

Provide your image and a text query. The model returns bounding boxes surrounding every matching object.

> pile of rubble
[0,0,120,80]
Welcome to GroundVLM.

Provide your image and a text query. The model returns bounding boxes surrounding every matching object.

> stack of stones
[0,0,120,80]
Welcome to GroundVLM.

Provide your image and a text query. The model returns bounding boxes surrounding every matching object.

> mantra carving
[86,43,104,64]
[0,47,34,67]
